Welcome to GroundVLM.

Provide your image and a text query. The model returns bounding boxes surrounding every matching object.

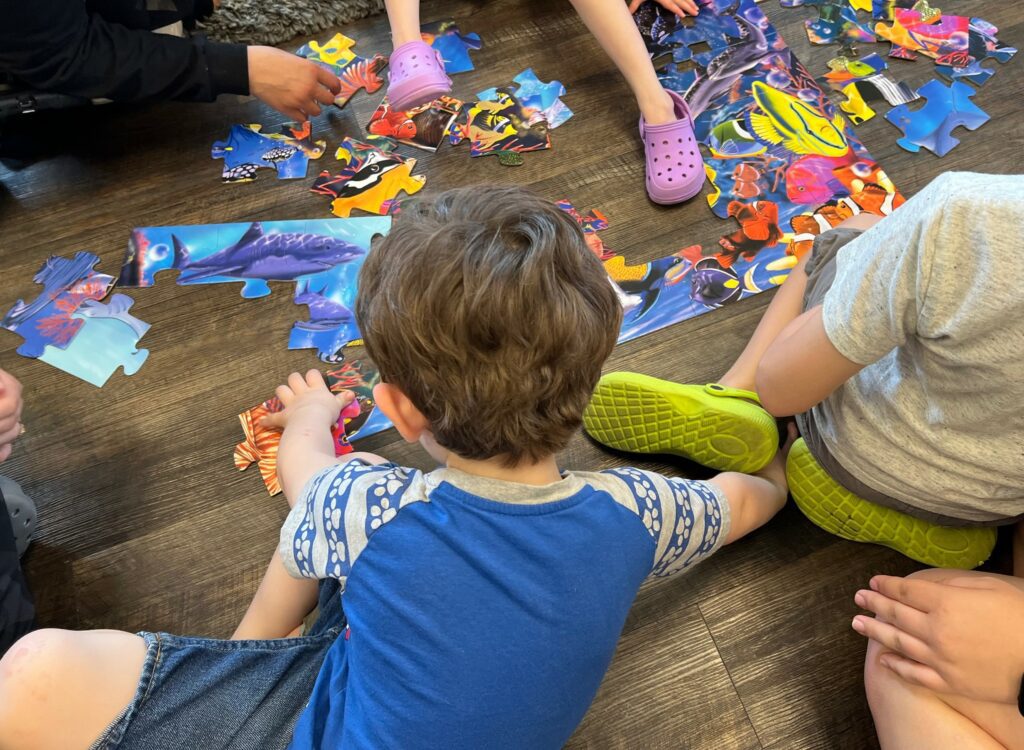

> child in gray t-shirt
[584,172,1024,573]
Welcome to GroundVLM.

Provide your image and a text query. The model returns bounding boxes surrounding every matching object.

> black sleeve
[0,0,249,103]
[0,486,34,658]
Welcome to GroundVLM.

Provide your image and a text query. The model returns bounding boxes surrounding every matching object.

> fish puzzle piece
[556,200,614,260]
[825,54,919,106]
[2,252,115,358]
[448,91,552,164]
[311,137,426,217]
[837,82,876,124]
[478,69,573,130]
[37,294,149,387]
[295,32,388,108]
[421,19,482,74]
[211,122,326,182]
[117,219,375,299]
[235,360,393,495]
[885,79,989,157]
[805,0,877,52]
[288,277,360,362]
[367,95,463,152]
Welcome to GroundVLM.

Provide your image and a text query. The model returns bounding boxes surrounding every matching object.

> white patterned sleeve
[598,468,731,578]
[278,460,421,583]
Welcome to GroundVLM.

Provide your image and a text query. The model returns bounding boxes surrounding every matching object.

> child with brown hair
[0,186,790,750]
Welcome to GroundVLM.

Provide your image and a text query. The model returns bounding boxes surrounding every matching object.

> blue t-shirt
[281,462,730,750]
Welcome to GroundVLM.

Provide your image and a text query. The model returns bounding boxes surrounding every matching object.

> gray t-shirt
[812,172,1024,522]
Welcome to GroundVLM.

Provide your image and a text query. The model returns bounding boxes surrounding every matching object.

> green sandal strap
[703,383,762,406]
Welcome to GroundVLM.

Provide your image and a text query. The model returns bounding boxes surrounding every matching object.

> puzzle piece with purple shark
[211,122,326,182]
[311,137,426,217]
[421,20,482,74]
[2,251,115,358]
[885,79,989,157]
[37,294,150,387]
[295,32,388,108]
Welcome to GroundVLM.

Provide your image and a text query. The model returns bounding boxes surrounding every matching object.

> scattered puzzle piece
[805,0,877,53]
[837,82,877,123]
[296,32,388,108]
[478,69,573,129]
[2,252,115,358]
[234,360,392,495]
[367,95,463,152]
[37,294,149,387]
[448,92,551,163]
[421,19,482,74]
[311,138,426,217]
[885,79,989,156]
[212,122,326,183]
[556,200,614,260]
[825,54,919,106]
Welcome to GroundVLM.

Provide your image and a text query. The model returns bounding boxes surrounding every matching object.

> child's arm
[709,425,794,545]
[232,371,388,640]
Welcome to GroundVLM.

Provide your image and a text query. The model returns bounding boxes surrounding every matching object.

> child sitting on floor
[0,186,791,750]
[584,172,1024,572]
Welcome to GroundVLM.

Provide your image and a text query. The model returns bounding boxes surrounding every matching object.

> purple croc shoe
[639,90,706,205]
[386,40,453,111]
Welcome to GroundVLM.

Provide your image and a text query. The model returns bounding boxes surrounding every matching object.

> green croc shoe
[786,438,996,569]
[583,372,778,474]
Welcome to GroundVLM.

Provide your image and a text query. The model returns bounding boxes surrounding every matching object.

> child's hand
[627,0,700,18]
[0,369,24,462]
[259,370,354,430]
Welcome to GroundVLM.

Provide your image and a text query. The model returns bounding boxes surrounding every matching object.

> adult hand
[260,371,354,431]
[628,0,700,18]
[0,369,23,462]
[247,47,342,122]
[852,573,1024,704]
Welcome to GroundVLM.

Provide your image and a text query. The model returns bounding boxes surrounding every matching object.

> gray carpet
[199,0,385,46]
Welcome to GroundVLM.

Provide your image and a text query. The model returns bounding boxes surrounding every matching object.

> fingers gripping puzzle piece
[421,20,482,74]
[2,252,115,358]
[311,138,426,217]
[295,33,388,108]
[211,122,326,182]
[37,295,150,387]
[885,79,989,157]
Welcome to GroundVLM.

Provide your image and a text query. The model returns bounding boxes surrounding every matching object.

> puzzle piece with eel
[37,294,149,387]
[421,20,482,74]
[885,79,989,157]
[311,137,426,217]
[2,252,115,358]
[295,32,388,108]
[212,122,326,182]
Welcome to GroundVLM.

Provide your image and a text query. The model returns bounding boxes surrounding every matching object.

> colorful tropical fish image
[449,91,552,162]
[295,33,388,108]
[477,69,573,130]
[312,138,426,217]
[117,217,390,299]
[367,96,463,151]
[211,122,326,182]
[2,252,115,358]
[421,19,482,74]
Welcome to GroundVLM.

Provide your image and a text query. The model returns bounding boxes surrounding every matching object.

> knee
[863,637,894,709]
[0,629,77,738]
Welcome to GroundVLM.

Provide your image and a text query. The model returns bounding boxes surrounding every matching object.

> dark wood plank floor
[1,1,1021,746]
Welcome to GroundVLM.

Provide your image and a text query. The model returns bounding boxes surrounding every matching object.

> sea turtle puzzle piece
[448,92,552,164]
[37,294,149,387]
[885,79,989,157]
[296,32,388,108]
[1,252,115,358]
[421,19,482,74]
[367,95,464,152]
[118,220,369,298]
[311,137,426,217]
[211,122,326,182]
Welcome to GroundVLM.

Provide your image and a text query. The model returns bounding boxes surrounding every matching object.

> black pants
[0,484,35,657]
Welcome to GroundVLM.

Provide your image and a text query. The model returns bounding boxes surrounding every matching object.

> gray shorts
[793,229,1008,528]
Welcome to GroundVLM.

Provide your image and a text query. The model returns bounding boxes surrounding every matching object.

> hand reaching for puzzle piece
[0,369,23,462]
[248,46,342,121]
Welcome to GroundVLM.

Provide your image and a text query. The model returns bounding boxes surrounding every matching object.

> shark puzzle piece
[235,359,393,495]
[478,69,573,129]
[118,219,371,298]
[311,137,426,217]
[448,91,552,164]
[288,277,360,362]
[295,32,388,108]
[885,79,989,157]
[211,122,326,182]
[37,294,149,387]
[2,252,115,358]
[421,19,482,74]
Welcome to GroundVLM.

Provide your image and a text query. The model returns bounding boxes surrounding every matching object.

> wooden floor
[1,1,1020,747]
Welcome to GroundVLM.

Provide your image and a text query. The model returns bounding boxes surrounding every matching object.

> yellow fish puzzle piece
[838,82,877,124]
[749,81,850,158]
[328,162,426,218]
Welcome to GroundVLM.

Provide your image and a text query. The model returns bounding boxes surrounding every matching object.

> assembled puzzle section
[295,33,388,108]
[885,78,990,156]
[1,252,115,358]
[211,122,326,183]
[312,138,426,217]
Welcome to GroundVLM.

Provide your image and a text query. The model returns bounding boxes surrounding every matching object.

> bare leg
[719,213,883,392]
[865,569,1024,750]
[0,628,146,750]
[568,0,676,124]
[384,0,421,48]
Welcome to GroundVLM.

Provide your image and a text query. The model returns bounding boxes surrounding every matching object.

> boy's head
[356,186,622,465]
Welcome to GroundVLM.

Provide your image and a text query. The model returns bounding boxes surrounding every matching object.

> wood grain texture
[0,0,1020,746]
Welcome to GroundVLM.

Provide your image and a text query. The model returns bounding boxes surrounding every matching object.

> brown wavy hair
[356,186,622,465]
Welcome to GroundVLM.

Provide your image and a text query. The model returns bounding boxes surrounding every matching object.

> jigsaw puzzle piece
[2,252,115,358]
[421,20,482,74]
[451,92,552,163]
[885,79,989,157]
[296,32,388,108]
[805,0,877,49]
[837,82,877,124]
[36,294,149,387]
[211,122,325,182]
[367,95,463,152]
[556,200,613,260]
[312,138,426,217]
[509,69,573,129]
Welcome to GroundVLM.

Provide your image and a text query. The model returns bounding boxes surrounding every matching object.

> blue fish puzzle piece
[211,124,325,183]
[422,20,482,74]
[1,252,115,358]
[479,69,573,130]
[885,79,990,157]
[37,294,150,387]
